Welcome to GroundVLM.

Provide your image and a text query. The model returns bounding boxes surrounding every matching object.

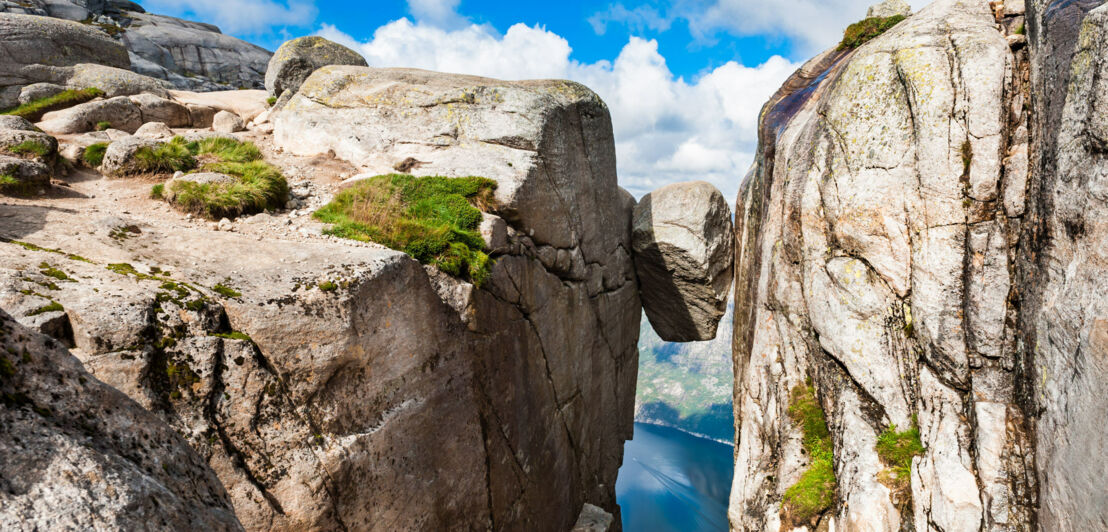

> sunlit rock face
[729,0,1041,529]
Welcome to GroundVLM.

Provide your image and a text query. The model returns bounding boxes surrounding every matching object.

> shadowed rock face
[0,309,242,531]
[632,181,733,342]
[1023,1,1108,530]
[730,0,1039,529]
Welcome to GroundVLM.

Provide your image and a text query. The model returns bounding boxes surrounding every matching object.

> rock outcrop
[0,2,272,92]
[0,309,242,531]
[632,181,733,342]
[1022,1,1108,529]
[264,36,368,99]
[729,0,1037,530]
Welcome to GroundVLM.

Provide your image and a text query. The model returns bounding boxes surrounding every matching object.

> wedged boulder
[631,181,733,341]
[265,36,368,97]
[212,110,244,133]
[98,136,160,176]
[129,93,191,127]
[0,12,129,108]
[37,96,142,134]
[133,121,173,139]
[0,309,243,531]
[169,89,268,123]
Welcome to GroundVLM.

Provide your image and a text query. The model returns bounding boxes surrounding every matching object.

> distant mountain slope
[635,304,734,442]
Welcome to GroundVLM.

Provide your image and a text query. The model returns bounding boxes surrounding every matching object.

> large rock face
[0,13,129,107]
[1023,1,1108,530]
[272,66,640,530]
[264,36,368,98]
[729,0,1038,530]
[0,309,242,531]
[632,181,733,342]
[0,2,272,93]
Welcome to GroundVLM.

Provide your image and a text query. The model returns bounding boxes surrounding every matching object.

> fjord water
[616,423,734,531]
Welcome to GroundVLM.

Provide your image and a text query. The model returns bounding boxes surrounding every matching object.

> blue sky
[137,0,928,198]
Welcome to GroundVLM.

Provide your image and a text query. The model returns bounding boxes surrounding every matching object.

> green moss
[0,356,15,379]
[95,121,112,131]
[165,359,200,395]
[318,280,337,292]
[839,15,906,50]
[0,174,30,195]
[266,96,278,106]
[313,174,497,285]
[3,239,93,264]
[212,331,251,341]
[129,137,197,175]
[83,142,108,167]
[39,262,73,282]
[28,301,63,316]
[185,299,207,311]
[106,262,165,282]
[0,88,105,121]
[7,140,52,158]
[782,382,836,524]
[875,418,925,494]
[1016,23,1026,35]
[212,283,241,298]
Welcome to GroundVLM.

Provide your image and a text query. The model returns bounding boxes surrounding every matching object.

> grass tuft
[95,121,112,131]
[875,417,925,502]
[131,137,196,174]
[266,96,277,106]
[313,174,497,285]
[782,382,836,525]
[212,283,241,298]
[150,183,164,199]
[0,174,32,195]
[1,88,105,121]
[28,301,64,316]
[7,140,52,158]
[83,142,109,167]
[839,15,906,50]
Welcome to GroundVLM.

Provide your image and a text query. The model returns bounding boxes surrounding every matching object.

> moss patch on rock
[783,381,836,525]
[83,142,108,167]
[1,88,105,122]
[313,174,497,285]
[875,417,925,504]
[839,15,906,50]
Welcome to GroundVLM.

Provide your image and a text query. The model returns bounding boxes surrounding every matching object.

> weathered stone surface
[0,116,37,131]
[729,1,1035,530]
[212,110,244,133]
[62,63,172,98]
[0,154,51,189]
[867,0,911,18]
[0,129,58,160]
[0,309,242,531]
[0,12,129,108]
[632,181,733,342]
[121,12,272,90]
[264,36,368,98]
[571,503,614,532]
[133,121,173,139]
[1024,2,1108,530]
[130,92,191,127]
[37,96,142,134]
[98,136,159,175]
[17,82,65,104]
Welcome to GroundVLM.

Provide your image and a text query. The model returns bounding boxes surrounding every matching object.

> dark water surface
[616,423,734,532]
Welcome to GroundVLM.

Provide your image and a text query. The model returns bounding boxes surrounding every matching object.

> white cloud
[316,20,797,201]
[139,0,316,34]
[407,0,467,29]
[588,4,673,36]
[686,0,933,54]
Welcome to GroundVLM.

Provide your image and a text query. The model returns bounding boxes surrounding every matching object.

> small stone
[218,218,233,231]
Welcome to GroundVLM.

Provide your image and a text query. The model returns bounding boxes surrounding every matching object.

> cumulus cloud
[139,0,316,34]
[686,0,932,54]
[316,20,796,200]
[407,0,468,29]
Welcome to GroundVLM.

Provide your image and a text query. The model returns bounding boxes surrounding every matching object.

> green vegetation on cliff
[875,418,925,502]
[839,15,906,50]
[1,88,105,121]
[313,174,497,285]
[783,382,836,524]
